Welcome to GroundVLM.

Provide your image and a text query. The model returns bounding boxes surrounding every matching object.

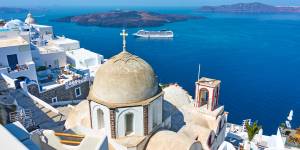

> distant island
[54,10,203,28]
[198,2,300,13]
[0,7,28,13]
[0,7,47,14]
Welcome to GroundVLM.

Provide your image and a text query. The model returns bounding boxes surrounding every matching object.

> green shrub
[36,66,47,71]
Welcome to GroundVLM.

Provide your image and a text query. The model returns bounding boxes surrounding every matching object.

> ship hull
[133,34,173,38]
[133,30,174,38]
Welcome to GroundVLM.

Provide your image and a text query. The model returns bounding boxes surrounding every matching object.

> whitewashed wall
[0,73,16,88]
[0,30,19,39]
[90,101,112,138]
[40,51,66,68]
[66,49,104,69]
[31,47,43,66]
[148,96,163,133]
[0,43,38,81]
[0,45,32,67]
[54,40,80,51]
[8,61,37,81]
[34,25,53,41]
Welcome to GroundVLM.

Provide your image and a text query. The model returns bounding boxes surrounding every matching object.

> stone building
[27,81,89,105]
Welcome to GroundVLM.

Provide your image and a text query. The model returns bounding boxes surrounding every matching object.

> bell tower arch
[194,77,221,111]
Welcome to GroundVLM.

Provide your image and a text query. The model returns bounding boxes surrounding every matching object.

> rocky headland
[198,2,300,13]
[54,10,203,28]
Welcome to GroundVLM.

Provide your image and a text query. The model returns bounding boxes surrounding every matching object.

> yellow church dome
[89,51,160,105]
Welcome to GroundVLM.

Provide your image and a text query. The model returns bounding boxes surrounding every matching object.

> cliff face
[54,10,203,28]
[199,2,300,13]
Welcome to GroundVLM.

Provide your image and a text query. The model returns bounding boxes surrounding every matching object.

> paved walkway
[10,89,66,131]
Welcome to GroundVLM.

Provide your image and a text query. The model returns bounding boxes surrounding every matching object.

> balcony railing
[65,76,89,89]
[0,64,30,74]
[8,64,29,73]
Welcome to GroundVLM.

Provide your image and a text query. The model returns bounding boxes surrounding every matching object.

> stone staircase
[11,89,66,131]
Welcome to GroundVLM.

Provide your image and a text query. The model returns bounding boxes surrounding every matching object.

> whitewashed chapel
[44,30,228,150]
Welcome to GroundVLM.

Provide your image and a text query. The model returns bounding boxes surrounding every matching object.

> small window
[96,109,104,129]
[125,113,134,136]
[75,87,81,97]
[51,97,58,103]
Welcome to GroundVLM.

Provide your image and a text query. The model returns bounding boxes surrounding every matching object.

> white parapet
[19,81,61,115]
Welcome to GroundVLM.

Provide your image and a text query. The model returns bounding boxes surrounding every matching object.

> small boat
[133,29,174,38]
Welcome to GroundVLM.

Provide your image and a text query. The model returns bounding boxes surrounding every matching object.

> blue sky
[1,0,300,7]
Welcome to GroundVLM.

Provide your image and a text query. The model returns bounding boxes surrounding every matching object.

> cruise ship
[133,29,174,38]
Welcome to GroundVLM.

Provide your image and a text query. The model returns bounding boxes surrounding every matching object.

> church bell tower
[194,77,221,111]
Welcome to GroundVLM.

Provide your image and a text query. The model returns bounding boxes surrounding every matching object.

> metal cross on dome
[120,29,128,52]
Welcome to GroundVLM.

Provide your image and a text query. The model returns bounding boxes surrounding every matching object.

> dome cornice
[88,88,163,108]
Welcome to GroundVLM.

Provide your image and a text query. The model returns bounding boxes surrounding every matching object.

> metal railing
[65,76,89,89]
[9,109,35,129]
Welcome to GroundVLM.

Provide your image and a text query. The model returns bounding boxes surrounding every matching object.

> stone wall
[143,105,148,135]
[110,109,116,139]
[27,81,90,104]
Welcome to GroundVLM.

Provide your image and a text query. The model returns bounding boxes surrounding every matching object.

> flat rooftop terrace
[38,45,64,54]
[0,37,28,48]
[48,37,79,45]
[66,48,100,59]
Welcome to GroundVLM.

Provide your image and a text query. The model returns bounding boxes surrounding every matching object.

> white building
[36,45,67,68]
[48,36,80,51]
[4,19,30,32]
[24,13,53,42]
[31,24,54,42]
[225,123,300,150]
[0,29,37,86]
[0,14,103,106]
[23,13,102,79]
[25,13,102,71]
[66,48,104,77]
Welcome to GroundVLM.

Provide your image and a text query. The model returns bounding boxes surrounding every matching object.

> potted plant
[245,120,262,150]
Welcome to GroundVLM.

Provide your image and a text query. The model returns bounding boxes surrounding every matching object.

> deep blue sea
[2,7,300,135]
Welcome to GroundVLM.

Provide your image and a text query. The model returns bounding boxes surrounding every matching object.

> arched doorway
[96,109,104,129]
[207,133,214,148]
[199,88,209,106]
